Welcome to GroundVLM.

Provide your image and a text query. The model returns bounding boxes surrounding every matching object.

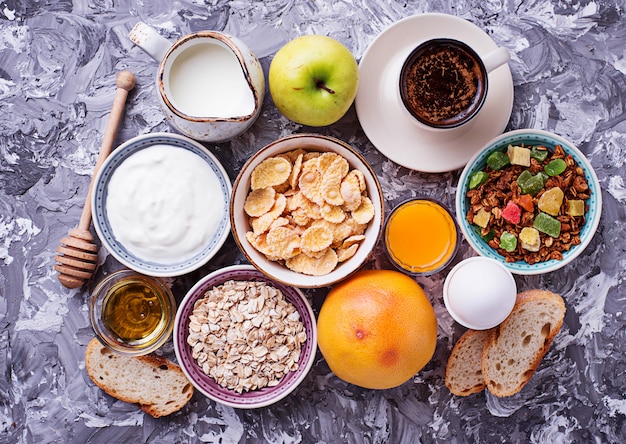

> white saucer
[355,13,514,173]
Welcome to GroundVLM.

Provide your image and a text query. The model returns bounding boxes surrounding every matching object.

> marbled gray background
[1,0,625,443]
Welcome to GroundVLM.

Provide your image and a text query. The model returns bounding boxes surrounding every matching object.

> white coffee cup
[129,22,265,143]
[398,38,510,132]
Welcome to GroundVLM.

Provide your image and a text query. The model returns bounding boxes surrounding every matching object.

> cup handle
[128,22,172,62]
[483,46,510,74]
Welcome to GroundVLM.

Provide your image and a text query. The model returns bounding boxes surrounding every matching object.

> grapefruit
[317,269,437,389]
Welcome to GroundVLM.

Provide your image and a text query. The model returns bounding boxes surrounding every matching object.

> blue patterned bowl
[92,133,231,277]
[455,129,602,275]
[173,265,317,409]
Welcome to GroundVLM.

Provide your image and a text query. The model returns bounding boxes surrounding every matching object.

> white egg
[443,257,517,330]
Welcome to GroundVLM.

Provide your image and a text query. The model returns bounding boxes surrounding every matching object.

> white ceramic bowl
[173,265,317,409]
[231,134,384,288]
[92,133,231,277]
[456,129,602,275]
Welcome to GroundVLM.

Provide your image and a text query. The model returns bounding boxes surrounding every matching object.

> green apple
[269,35,359,127]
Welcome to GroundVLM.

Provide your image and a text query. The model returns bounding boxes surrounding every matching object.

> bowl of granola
[231,134,384,288]
[173,265,317,409]
[456,129,602,275]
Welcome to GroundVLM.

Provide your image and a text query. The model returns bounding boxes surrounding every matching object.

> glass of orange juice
[384,198,459,275]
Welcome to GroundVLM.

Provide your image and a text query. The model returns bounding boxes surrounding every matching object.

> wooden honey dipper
[55,70,136,288]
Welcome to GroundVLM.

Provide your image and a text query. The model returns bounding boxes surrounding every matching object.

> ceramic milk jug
[129,22,265,143]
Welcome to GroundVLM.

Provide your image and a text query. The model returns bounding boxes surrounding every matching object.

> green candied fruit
[482,229,496,242]
[469,171,489,190]
[499,231,517,252]
[533,212,561,238]
[486,151,511,170]
[517,170,545,195]
[536,171,549,185]
[473,225,495,242]
[544,158,567,176]
[530,146,549,162]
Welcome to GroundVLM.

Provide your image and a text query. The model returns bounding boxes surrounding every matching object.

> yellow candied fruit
[519,227,541,252]
[567,199,585,217]
[538,187,565,216]
[472,208,491,228]
[507,145,531,167]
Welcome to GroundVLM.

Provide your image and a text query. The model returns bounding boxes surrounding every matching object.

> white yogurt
[443,257,517,330]
[105,144,225,264]
[167,41,255,118]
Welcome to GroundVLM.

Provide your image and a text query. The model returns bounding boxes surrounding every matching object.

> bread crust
[445,329,490,396]
[445,289,566,398]
[481,289,565,397]
[85,338,194,418]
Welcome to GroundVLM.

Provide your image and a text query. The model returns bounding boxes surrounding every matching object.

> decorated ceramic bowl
[456,129,602,275]
[230,133,384,288]
[173,265,317,409]
[92,133,231,277]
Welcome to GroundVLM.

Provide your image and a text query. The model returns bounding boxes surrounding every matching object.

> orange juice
[384,199,458,275]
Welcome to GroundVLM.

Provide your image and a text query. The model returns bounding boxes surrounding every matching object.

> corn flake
[244,187,276,217]
[250,193,287,235]
[321,203,346,224]
[265,226,301,260]
[336,243,359,262]
[300,226,333,254]
[251,157,292,190]
[318,152,349,180]
[299,170,325,205]
[352,196,375,225]
[245,232,281,261]
[289,152,304,190]
[285,248,338,276]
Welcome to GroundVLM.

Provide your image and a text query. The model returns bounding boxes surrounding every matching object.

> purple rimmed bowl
[173,264,317,409]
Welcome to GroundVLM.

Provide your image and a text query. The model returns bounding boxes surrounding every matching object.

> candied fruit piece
[472,225,495,242]
[567,199,585,216]
[499,231,517,252]
[533,212,561,238]
[486,151,510,170]
[517,170,545,196]
[501,200,521,224]
[469,171,488,190]
[530,146,549,162]
[473,208,491,228]
[507,145,531,166]
[515,194,534,212]
[538,187,565,216]
[519,227,540,252]
[544,158,567,176]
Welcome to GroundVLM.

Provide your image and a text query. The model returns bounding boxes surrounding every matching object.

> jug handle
[129,22,172,62]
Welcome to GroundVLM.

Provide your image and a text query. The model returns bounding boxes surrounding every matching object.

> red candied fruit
[501,201,521,224]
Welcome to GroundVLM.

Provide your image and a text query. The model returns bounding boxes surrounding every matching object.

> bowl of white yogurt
[92,133,231,276]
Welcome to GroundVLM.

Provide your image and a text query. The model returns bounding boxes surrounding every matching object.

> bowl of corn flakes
[456,129,602,275]
[231,134,384,288]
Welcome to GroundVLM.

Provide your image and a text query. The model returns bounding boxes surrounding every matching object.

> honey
[90,270,175,355]
[102,278,168,345]
[384,199,458,275]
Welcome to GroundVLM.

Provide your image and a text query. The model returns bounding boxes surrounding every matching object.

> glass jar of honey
[89,269,175,355]
[384,198,459,275]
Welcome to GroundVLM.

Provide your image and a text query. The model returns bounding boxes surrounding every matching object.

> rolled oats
[188,280,307,393]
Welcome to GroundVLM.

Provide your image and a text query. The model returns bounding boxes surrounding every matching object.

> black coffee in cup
[400,39,487,129]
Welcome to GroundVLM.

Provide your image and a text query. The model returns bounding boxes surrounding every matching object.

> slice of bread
[445,289,566,398]
[85,338,194,418]
[481,289,566,397]
[445,329,490,396]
